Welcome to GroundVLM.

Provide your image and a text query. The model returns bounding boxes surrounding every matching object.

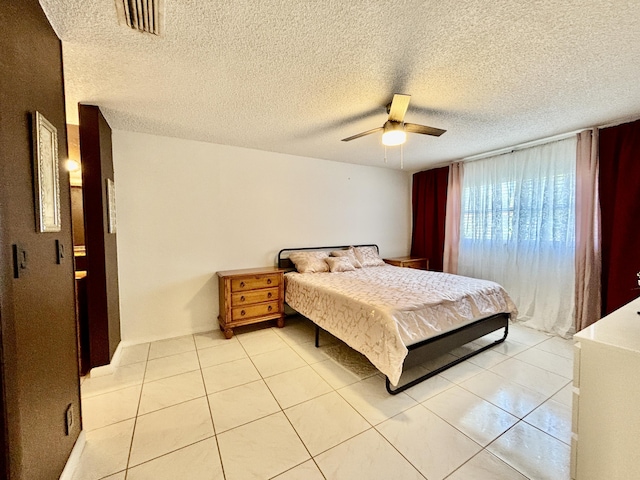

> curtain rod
[462,113,640,163]
[410,113,640,174]
[462,129,582,162]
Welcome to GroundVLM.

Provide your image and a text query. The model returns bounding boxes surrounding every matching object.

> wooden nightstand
[383,256,429,270]
[217,267,285,339]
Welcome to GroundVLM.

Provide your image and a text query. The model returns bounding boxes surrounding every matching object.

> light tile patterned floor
[74,316,573,480]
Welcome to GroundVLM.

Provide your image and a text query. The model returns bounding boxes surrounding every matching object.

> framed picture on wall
[106,178,117,234]
[32,111,61,232]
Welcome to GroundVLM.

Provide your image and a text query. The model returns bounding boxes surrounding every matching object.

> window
[461,173,575,244]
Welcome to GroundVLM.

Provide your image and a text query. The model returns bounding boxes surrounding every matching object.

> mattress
[285,265,517,385]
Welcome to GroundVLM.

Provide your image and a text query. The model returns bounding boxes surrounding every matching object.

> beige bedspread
[285,265,517,385]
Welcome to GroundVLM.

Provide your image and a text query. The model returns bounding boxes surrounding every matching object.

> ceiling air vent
[115,0,164,36]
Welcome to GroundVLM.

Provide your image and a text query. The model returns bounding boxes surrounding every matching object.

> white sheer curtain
[458,137,577,337]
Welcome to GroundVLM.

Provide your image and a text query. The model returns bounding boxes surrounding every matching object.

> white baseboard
[119,324,215,347]
[110,341,124,366]
[59,430,86,480]
[87,342,123,378]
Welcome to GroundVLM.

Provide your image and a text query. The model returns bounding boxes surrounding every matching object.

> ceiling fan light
[382,125,406,146]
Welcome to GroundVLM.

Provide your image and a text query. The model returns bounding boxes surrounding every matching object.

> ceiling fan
[341,94,446,146]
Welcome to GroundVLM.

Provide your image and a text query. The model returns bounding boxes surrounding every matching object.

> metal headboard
[277,244,379,270]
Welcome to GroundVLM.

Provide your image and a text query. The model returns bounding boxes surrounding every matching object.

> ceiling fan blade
[387,94,411,123]
[341,127,383,142]
[404,123,447,137]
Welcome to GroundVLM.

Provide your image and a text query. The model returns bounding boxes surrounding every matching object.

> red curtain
[599,119,640,315]
[411,166,449,271]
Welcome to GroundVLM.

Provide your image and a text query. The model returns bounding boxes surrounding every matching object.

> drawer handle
[267,278,272,285]
[240,281,245,288]
[267,292,272,299]
[240,310,246,316]
[268,305,273,312]
[240,296,245,302]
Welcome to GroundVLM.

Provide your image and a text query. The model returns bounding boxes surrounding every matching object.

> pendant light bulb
[381,121,406,146]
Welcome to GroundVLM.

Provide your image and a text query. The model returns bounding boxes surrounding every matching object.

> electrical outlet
[65,404,74,435]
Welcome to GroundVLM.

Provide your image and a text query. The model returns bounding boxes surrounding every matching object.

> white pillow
[288,251,330,273]
[330,248,362,268]
[326,256,356,273]
[353,246,385,267]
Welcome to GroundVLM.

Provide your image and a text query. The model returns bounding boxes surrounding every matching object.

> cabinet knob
[240,310,246,316]
[267,278,272,285]
[240,281,245,288]
[267,292,272,299]
[240,296,245,302]
[268,305,272,312]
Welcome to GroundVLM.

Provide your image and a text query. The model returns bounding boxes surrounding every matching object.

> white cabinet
[572,297,640,479]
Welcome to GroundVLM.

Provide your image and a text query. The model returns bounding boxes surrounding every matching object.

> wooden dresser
[383,256,429,270]
[217,267,285,339]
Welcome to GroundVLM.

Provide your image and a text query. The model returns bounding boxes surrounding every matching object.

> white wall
[112,130,412,343]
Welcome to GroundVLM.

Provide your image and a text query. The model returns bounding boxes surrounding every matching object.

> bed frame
[277,245,509,395]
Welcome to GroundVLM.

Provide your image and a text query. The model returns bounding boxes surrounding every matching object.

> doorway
[67,104,122,377]
[67,123,90,375]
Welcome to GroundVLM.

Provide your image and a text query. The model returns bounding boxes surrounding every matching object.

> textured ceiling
[40,0,640,171]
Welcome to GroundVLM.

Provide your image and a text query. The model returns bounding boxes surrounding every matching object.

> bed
[278,245,518,394]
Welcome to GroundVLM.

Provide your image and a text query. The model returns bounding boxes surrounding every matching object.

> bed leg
[386,378,396,395]
[315,325,320,348]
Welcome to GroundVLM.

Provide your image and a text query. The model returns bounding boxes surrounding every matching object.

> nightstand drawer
[403,260,427,269]
[232,288,279,306]
[232,301,280,321]
[231,274,280,292]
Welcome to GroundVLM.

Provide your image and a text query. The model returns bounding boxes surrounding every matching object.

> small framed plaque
[32,111,61,232]
[106,178,117,234]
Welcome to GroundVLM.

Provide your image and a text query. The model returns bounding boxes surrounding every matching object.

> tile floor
[73,316,574,480]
